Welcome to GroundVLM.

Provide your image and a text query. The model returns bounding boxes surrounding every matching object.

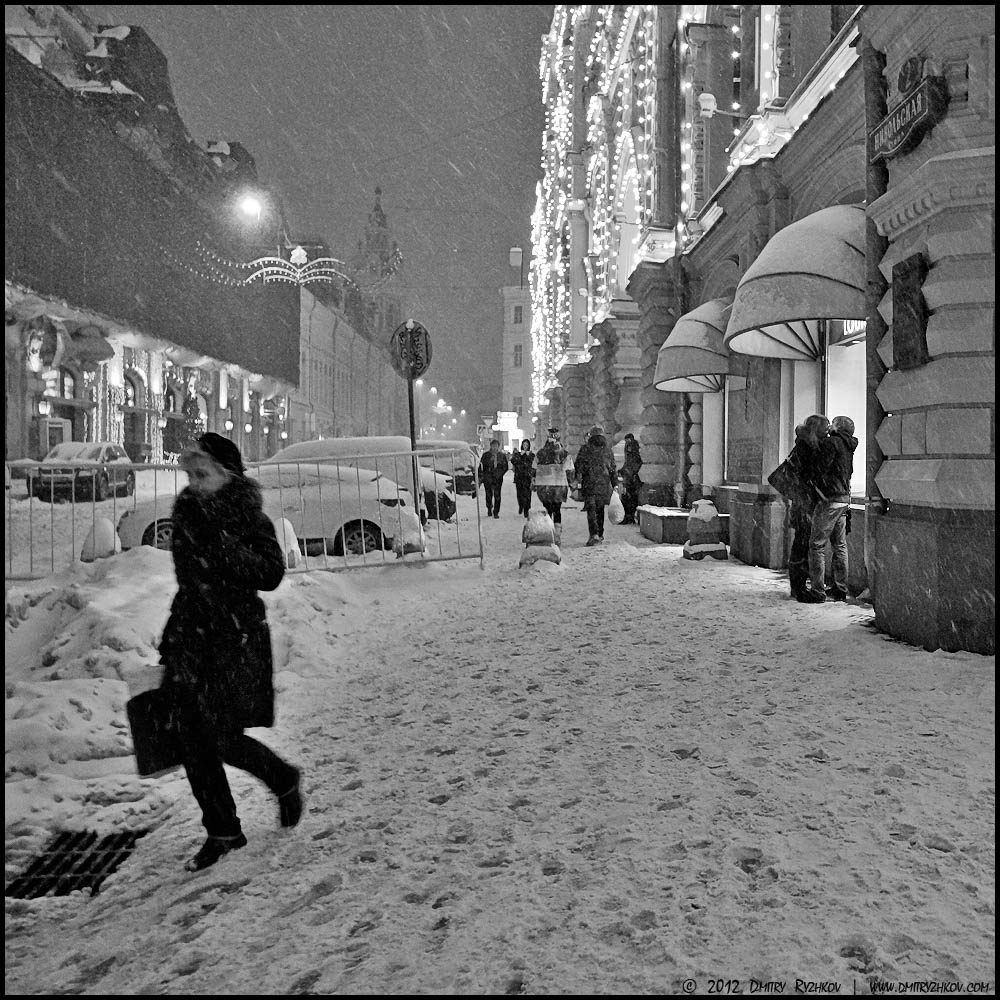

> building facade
[5,6,406,470]
[529,5,994,653]
[499,283,535,448]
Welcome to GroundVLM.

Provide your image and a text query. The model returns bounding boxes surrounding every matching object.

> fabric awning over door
[724,204,866,360]
[653,297,733,392]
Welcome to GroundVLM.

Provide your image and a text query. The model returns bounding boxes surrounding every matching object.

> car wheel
[124,472,136,497]
[94,474,110,502]
[338,521,384,556]
[141,519,174,551]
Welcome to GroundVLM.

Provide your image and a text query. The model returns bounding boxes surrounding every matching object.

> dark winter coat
[620,439,643,490]
[159,475,285,733]
[813,428,858,501]
[511,448,535,484]
[478,448,509,486]
[573,432,619,505]
[787,432,822,512]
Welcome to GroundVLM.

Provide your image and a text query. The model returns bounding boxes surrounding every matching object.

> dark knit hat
[196,432,245,475]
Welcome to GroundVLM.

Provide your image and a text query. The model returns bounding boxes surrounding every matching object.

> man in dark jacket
[574,425,619,546]
[478,438,509,518]
[160,432,302,871]
[805,414,858,602]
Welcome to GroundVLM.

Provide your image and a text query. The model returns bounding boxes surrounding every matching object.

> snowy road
[5,501,995,995]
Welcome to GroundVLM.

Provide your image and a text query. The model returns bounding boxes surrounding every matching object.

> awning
[654,297,733,392]
[724,204,866,360]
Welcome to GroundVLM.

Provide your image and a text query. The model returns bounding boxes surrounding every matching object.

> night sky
[81,5,554,422]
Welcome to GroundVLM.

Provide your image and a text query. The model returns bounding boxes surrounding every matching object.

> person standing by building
[785,414,828,602]
[159,432,303,872]
[478,438,509,518]
[619,433,643,525]
[533,427,570,539]
[805,414,858,602]
[511,438,536,518]
[574,424,619,546]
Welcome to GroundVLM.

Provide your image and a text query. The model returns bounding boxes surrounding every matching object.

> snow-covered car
[265,437,458,521]
[26,441,135,502]
[418,439,478,496]
[116,462,425,557]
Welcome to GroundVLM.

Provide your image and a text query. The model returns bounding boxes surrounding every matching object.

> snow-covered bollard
[519,510,561,567]
[682,498,728,561]
[271,517,300,569]
[80,517,121,562]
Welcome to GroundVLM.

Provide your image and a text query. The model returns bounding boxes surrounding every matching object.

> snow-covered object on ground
[79,517,120,562]
[519,509,561,566]
[270,517,300,569]
[682,498,728,560]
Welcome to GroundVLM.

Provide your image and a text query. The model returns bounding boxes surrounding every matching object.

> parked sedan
[116,462,425,557]
[27,441,135,502]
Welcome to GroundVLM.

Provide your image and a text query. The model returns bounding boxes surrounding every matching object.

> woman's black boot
[278,771,304,828]
[185,833,247,872]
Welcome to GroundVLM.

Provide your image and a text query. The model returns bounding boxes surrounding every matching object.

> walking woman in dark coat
[511,438,536,517]
[160,432,303,871]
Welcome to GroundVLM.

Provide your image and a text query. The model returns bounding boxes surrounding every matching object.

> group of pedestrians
[477,425,643,548]
[782,413,859,603]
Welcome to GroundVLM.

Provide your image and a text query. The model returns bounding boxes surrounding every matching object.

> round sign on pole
[389,320,432,380]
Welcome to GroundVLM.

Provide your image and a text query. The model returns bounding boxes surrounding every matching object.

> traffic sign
[389,319,432,380]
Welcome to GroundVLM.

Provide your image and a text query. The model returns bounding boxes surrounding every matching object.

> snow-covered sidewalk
[5,498,995,995]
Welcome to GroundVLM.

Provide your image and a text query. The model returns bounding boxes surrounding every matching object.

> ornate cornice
[870,148,996,240]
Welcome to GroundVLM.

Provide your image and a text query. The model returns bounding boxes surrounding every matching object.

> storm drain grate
[5,829,149,899]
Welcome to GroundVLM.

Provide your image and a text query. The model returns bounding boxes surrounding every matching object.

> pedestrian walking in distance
[573,424,620,546]
[478,438,509,518]
[619,432,643,524]
[533,427,570,542]
[512,438,536,518]
[160,432,303,872]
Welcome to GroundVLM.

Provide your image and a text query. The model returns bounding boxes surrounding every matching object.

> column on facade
[588,321,620,440]
[869,148,995,653]
[607,306,643,440]
[557,362,591,456]
[628,260,685,506]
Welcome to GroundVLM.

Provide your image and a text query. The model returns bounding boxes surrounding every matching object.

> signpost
[389,319,432,518]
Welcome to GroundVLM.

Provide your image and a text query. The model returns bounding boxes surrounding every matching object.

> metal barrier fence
[5,448,484,582]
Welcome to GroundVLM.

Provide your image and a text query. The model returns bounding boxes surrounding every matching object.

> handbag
[767,455,812,505]
[126,687,182,778]
[608,489,625,525]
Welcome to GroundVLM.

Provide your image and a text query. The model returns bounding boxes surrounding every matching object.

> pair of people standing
[784,413,858,603]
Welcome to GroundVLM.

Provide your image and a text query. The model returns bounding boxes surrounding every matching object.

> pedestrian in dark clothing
[533,428,570,534]
[160,432,302,872]
[785,414,828,602]
[619,433,643,524]
[573,425,619,546]
[805,414,858,603]
[511,439,536,518]
[478,438,509,518]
